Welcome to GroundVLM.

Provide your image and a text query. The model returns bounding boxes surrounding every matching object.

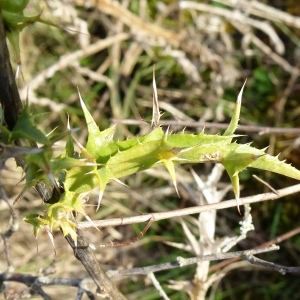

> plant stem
[0,12,22,130]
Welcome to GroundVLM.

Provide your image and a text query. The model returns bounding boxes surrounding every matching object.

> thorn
[253,154,266,160]
[165,125,170,137]
[35,237,39,254]
[96,191,103,211]
[45,225,56,256]
[72,135,84,149]
[113,178,129,187]
[173,180,180,198]
[84,162,102,167]
[46,126,58,137]
[253,174,278,195]
[237,79,247,104]
[85,215,101,233]
[137,137,142,145]
[173,181,180,198]
[16,64,21,81]
[77,86,84,107]
[67,114,71,130]
[235,194,242,215]
[151,65,160,129]
[25,85,30,106]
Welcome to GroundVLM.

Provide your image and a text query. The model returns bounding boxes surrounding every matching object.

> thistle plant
[1,78,296,246]
[1,0,300,242]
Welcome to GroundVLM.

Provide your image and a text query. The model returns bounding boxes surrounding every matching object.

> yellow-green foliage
[7,84,299,245]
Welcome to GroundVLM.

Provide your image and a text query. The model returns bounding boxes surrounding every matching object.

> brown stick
[66,228,126,299]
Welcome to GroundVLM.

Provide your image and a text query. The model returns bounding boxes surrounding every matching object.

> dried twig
[79,184,300,230]
[217,0,300,29]
[99,217,154,248]
[111,118,300,135]
[0,272,95,299]
[107,245,279,277]
[65,228,126,299]
[209,226,300,273]
[76,0,179,46]
[244,254,300,275]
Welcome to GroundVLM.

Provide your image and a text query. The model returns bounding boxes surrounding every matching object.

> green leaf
[23,214,45,237]
[79,90,115,158]
[223,80,246,137]
[250,154,300,181]
[29,82,300,244]
[12,106,49,144]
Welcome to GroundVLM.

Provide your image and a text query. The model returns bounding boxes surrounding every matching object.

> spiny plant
[2,75,299,246]
[2,0,300,247]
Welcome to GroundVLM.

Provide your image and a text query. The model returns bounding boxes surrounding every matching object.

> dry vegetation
[1,0,300,299]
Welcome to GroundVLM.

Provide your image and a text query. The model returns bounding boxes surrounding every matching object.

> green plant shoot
[21,81,300,245]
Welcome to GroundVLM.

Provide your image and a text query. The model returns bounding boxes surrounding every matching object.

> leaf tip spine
[77,86,85,107]
[165,125,170,138]
[234,192,242,215]
[237,79,247,104]
[85,214,101,233]
[96,191,104,211]
[174,180,180,198]
[151,65,161,129]
[114,178,129,188]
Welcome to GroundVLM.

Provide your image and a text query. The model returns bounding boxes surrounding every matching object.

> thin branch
[252,175,278,195]
[180,1,285,54]
[111,119,300,135]
[209,226,300,273]
[79,184,300,229]
[76,0,179,46]
[179,1,298,74]
[99,217,154,248]
[0,272,87,288]
[148,273,170,300]
[65,228,126,299]
[1,214,19,272]
[106,245,279,277]
[244,254,300,275]
[217,0,300,30]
